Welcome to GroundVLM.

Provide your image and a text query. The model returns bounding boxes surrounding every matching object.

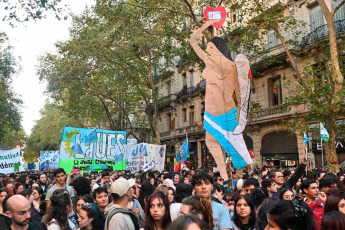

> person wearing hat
[104,178,141,230]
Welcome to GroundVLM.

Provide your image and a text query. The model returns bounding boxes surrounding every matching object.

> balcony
[176,79,206,100]
[160,124,205,140]
[251,104,289,120]
[300,19,345,48]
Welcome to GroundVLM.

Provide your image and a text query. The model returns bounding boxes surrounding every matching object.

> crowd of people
[1,158,345,230]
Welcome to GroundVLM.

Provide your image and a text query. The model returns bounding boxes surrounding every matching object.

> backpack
[105,207,142,230]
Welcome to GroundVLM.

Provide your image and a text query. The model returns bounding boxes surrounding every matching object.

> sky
[1,0,94,135]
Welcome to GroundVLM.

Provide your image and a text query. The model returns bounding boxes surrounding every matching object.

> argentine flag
[176,138,189,164]
[320,123,329,142]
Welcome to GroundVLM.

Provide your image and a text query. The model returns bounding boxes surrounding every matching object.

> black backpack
[105,207,142,230]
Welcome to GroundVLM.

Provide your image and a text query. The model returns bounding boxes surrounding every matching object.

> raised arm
[189,20,216,63]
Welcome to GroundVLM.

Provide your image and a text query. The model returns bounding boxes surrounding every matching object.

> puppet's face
[206,42,224,59]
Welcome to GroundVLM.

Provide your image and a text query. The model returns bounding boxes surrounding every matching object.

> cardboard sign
[204,6,227,29]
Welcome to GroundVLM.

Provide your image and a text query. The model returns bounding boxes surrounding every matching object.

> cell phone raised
[72,169,81,173]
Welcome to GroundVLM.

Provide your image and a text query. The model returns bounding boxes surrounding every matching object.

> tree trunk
[324,118,339,173]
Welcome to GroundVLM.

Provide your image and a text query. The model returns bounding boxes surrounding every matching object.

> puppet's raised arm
[189,20,216,63]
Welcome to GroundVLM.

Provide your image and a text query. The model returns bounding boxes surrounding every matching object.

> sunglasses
[218,178,224,181]
[225,198,234,202]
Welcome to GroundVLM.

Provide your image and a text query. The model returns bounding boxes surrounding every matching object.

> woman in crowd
[324,195,341,213]
[145,191,171,230]
[266,199,314,230]
[170,183,193,221]
[168,214,211,230]
[75,196,91,215]
[44,193,73,230]
[32,187,46,221]
[278,188,294,201]
[139,180,156,210]
[78,204,98,230]
[14,182,24,194]
[232,195,256,230]
[321,210,345,230]
[255,198,278,230]
[2,179,14,196]
[0,188,8,214]
[18,174,30,189]
[167,187,175,204]
[180,196,214,229]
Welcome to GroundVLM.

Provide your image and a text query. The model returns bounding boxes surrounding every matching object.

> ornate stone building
[155,0,345,170]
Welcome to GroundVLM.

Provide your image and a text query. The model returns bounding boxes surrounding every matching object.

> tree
[225,0,345,172]
[0,0,66,25]
[0,32,24,148]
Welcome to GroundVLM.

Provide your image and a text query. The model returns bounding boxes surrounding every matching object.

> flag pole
[186,132,191,170]
[321,138,324,170]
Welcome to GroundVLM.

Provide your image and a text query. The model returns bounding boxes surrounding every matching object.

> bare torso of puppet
[202,56,237,116]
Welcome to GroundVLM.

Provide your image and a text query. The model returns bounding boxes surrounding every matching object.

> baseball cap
[110,178,135,196]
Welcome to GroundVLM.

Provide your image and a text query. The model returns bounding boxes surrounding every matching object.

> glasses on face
[225,198,234,203]
[218,178,224,181]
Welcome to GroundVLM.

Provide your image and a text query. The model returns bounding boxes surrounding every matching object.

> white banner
[125,143,166,173]
[38,151,60,171]
[0,148,24,174]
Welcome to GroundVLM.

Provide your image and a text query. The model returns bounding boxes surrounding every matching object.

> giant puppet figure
[189,16,253,180]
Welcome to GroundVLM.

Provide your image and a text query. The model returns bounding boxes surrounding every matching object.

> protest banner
[125,143,166,173]
[0,148,24,174]
[38,151,60,171]
[59,127,126,172]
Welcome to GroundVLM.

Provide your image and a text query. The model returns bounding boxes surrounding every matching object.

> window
[189,107,195,126]
[310,5,324,32]
[182,73,187,87]
[167,113,172,130]
[268,30,280,48]
[333,0,345,21]
[190,70,194,87]
[182,108,187,123]
[268,76,282,106]
[167,80,171,95]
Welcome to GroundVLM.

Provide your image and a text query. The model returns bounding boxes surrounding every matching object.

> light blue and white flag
[176,138,189,164]
[303,133,309,143]
[320,123,329,142]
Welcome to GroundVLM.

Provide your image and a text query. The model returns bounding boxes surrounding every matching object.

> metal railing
[176,79,206,99]
[300,19,345,47]
[253,104,288,118]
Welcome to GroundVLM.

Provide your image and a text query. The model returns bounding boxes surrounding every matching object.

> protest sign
[38,151,60,171]
[59,127,126,172]
[125,143,166,173]
[0,148,24,174]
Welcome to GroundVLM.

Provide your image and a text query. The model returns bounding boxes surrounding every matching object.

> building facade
[155,0,345,170]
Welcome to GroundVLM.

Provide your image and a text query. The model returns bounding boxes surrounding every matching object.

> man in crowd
[93,171,111,190]
[105,178,141,230]
[91,186,109,229]
[319,177,338,194]
[37,173,49,194]
[261,178,278,198]
[192,171,232,230]
[302,179,325,230]
[243,178,259,195]
[270,158,307,190]
[45,168,74,208]
[173,174,180,186]
[5,195,47,230]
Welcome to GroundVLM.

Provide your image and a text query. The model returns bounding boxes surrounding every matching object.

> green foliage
[0,32,23,147]
[1,0,66,25]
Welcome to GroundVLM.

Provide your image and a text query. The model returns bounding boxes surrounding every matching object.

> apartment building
[155,0,345,170]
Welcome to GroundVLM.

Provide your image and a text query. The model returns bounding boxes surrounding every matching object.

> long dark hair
[321,211,345,230]
[325,195,341,213]
[80,204,98,230]
[44,193,71,230]
[232,195,256,228]
[168,214,211,230]
[145,191,171,230]
[209,37,232,61]
[268,199,315,230]
[255,197,279,230]
[181,196,214,229]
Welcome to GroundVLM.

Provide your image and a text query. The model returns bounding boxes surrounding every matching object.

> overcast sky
[1,0,94,135]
